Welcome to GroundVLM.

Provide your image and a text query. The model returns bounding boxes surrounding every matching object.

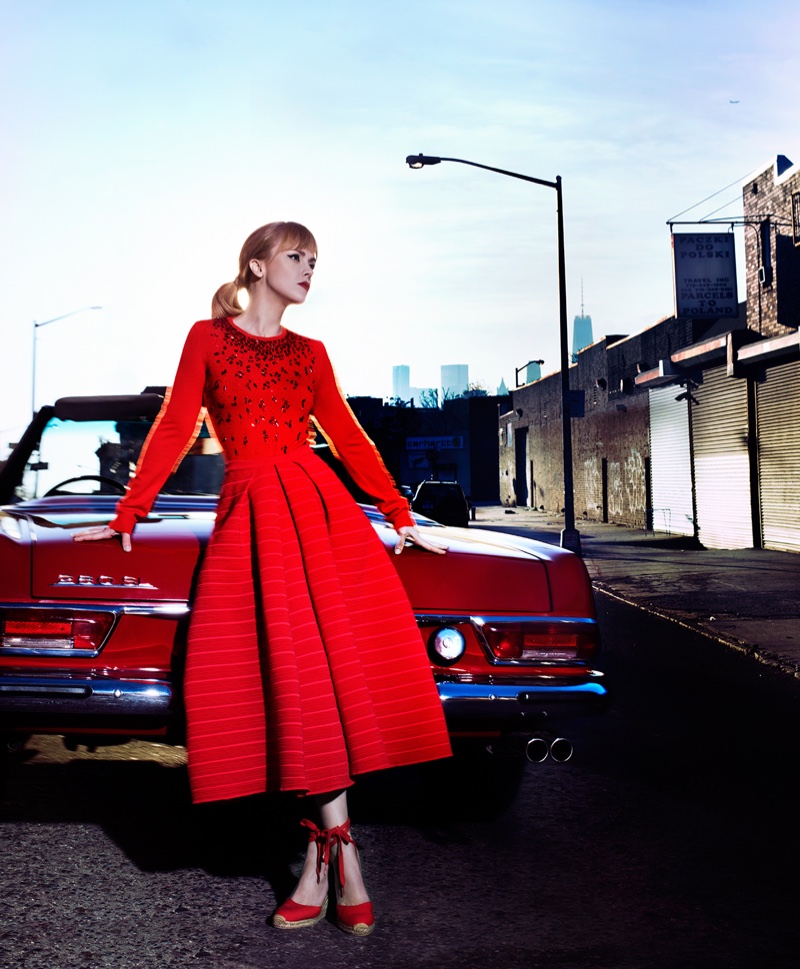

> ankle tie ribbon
[300,817,356,890]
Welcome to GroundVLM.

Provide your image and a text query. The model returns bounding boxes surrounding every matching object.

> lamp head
[406,154,442,169]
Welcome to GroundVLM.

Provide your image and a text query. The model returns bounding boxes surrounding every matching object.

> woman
[74,221,452,936]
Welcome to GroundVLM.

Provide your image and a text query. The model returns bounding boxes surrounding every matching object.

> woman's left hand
[394,525,448,555]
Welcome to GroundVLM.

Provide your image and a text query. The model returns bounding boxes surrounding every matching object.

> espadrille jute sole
[272,896,328,929]
[335,900,375,936]
[337,918,375,937]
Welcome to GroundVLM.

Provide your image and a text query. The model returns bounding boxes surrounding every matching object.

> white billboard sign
[672,232,739,318]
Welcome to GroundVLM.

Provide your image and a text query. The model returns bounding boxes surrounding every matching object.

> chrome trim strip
[436,669,605,685]
[438,680,607,700]
[471,615,598,627]
[0,601,120,613]
[436,678,608,719]
[0,674,172,716]
[415,614,598,626]
[0,647,98,658]
[121,604,190,617]
[0,601,188,615]
[415,614,471,625]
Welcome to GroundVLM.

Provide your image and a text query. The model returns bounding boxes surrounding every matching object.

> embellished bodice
[204,319,317,458]
[109,318,413,533]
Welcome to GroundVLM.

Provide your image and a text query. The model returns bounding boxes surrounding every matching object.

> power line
[701,192,745,220]
[667,167,759,222]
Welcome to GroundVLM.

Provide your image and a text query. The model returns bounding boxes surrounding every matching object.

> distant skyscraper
[572,279,593,361]
[572,315,593,360]
[497,378,509,396]
[393,364,411,401]
[441,364,468,398]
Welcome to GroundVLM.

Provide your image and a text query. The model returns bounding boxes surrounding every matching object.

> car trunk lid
[386,530,553,613]
[27,511,213,601]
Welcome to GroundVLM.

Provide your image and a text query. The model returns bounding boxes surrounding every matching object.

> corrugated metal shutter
[649,386,695,536]
[757,359,800,552]
[692,366,753,549]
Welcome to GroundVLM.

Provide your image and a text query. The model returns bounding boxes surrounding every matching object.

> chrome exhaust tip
[549,737,573,763]
[525,736,550,763]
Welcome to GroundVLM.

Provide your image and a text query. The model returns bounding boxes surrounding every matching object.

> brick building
[500,320,697,528]
[743,154,800,338]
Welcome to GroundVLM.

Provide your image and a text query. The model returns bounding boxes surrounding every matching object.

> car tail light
[478,620,597,663]
[0,609,114,653]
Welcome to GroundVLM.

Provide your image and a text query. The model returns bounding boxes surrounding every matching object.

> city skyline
[392,362,474,405]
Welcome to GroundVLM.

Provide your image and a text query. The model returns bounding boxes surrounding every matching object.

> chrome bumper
[437,675,608,721]
[0,673,172,717]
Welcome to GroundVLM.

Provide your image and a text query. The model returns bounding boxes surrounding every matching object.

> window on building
[759,220,773,285]
[792,193,800,248]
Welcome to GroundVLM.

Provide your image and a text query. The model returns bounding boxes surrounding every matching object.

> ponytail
[211,280,243,319]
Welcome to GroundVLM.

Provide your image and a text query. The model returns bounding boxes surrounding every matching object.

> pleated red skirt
[183,446,452,803]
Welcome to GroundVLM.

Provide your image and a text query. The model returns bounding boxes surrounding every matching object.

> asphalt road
[1,596,799,969]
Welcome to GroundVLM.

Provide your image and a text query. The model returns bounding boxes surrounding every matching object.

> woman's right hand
[72,525,132,553]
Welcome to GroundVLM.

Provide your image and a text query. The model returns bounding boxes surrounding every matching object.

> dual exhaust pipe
[488,734,574,763]
[524,735,573,764]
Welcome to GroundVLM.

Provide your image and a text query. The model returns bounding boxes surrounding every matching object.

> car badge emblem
[53,574,157,589]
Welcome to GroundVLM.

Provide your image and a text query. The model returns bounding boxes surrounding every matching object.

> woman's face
[254,248,316,305]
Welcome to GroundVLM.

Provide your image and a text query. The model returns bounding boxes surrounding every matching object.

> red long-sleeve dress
[110,317,451,803]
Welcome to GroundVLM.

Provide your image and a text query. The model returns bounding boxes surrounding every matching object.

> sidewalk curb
[592,583,800,681]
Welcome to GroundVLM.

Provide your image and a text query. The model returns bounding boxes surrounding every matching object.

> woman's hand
[394,525,448,556]
[72,525,132,553]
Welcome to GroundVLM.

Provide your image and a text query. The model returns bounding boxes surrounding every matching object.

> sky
[2,0,799,452]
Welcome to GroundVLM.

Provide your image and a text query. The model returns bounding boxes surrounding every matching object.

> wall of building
[499,372,563,512]
[499,321,701,528]
[499,342,651,526]
[743,157,800,336]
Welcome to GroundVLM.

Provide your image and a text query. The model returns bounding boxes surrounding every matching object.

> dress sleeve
[311,342,414,531]
[108,322,208,534]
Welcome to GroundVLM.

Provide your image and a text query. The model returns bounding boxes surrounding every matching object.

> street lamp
[405,153,580,553]
[515,360,545,387]
[32,306,102,416]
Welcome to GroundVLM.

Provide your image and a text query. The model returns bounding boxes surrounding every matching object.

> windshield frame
[1,397,224,504]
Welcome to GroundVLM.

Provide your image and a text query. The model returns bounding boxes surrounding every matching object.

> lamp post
[405,154,580,553]
[32,306,102,416]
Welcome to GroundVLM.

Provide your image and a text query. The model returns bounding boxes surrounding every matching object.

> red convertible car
[0,393,606,806]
